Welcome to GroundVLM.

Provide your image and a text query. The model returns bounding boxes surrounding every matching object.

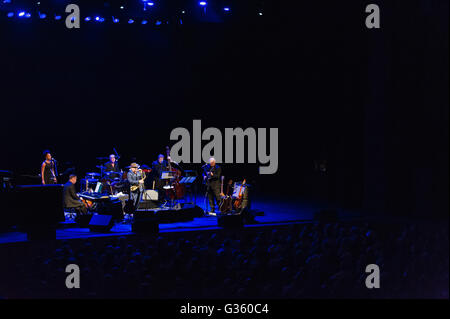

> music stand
[160,171,175,180]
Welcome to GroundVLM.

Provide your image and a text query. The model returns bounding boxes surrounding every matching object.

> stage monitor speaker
[132,214,159,233]
[138,199,159,210]
[88,214,114,232]
[218,213,243,228]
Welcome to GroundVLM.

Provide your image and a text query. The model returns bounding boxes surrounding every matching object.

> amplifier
[143,189,159,201]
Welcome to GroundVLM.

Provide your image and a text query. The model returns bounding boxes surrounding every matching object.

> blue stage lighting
[18,11,25,17]
[55,15,62,20]
[128,19,134,24]
[199,1,207,6]
[85,16,91,21]
[112,17,119,23]
[3,0,12,3]
[7,12,14,18]
[39,13,46,19]
[120,6,124,9]
[95,16,100,21]
[141,19,148,25]
[25,13,31,18]
[224,7,230,12]
[155,20,161,25]
[100,17,104,22]
[148,2,154,5]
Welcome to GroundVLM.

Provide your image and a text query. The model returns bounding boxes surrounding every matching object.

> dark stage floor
[0,198,361,244]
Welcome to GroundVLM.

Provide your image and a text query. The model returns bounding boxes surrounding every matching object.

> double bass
[165,146,185,199]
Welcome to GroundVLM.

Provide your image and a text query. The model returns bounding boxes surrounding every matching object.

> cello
[166,146,186,200]
[233,179,247,210]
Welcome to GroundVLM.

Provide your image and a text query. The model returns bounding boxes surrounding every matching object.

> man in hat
[127,163,145,212]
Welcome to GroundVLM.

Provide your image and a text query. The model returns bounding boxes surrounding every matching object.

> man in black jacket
[151,154,168,196]
[104,154,121,177]
[63,175,87,214]
[202,157,222,214]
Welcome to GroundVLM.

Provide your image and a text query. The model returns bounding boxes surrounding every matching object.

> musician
[105,154,121,175]
[127,163,145,212]
[63,175,87,214]
[151,154,168,195]
[202,157,222,214]
[41,150,57,185]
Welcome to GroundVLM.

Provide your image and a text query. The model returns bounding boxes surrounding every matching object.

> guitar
[219,178,233,214]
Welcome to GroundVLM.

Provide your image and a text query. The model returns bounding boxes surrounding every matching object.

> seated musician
[63,174,87,214]
[104,154,121,177]
[202,157,222,215]
[151,154,168,198]
[127,163,145,212]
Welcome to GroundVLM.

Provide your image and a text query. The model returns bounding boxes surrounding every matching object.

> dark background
[0,0,448,217]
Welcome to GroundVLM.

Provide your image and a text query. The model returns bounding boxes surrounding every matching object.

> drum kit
[82,156,153,195]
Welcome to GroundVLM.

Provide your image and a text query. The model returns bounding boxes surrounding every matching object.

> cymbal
[104,171,121,176]
[86,172,100,177]
[96,165,106,169]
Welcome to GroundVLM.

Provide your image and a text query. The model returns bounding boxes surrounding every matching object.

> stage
[0,198,360,244]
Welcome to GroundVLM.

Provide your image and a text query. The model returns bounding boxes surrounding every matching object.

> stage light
[112,17,119,23]
[181,10,185,14]
[148,2,154,5]
[7,12,14,18]
[199,1,207,6]
[85,16,91,21]
[141,19,148,25]
[55,15,62,20]
[128,19,134,24]
[25,13,31,18]
[3,0,11,3]
[18,11,25,17]
[155,20,161,25]
[120,6,124,9]
[95,16,100,21]
[39,13,46,19]
[224,7,230,12]
[100,17,105,22]
[258,12,263,16]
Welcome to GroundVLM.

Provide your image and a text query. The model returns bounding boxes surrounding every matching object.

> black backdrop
[0,0,448,216]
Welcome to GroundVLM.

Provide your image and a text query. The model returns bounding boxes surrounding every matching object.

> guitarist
[127,163,146,213]
[202,157,222,215]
